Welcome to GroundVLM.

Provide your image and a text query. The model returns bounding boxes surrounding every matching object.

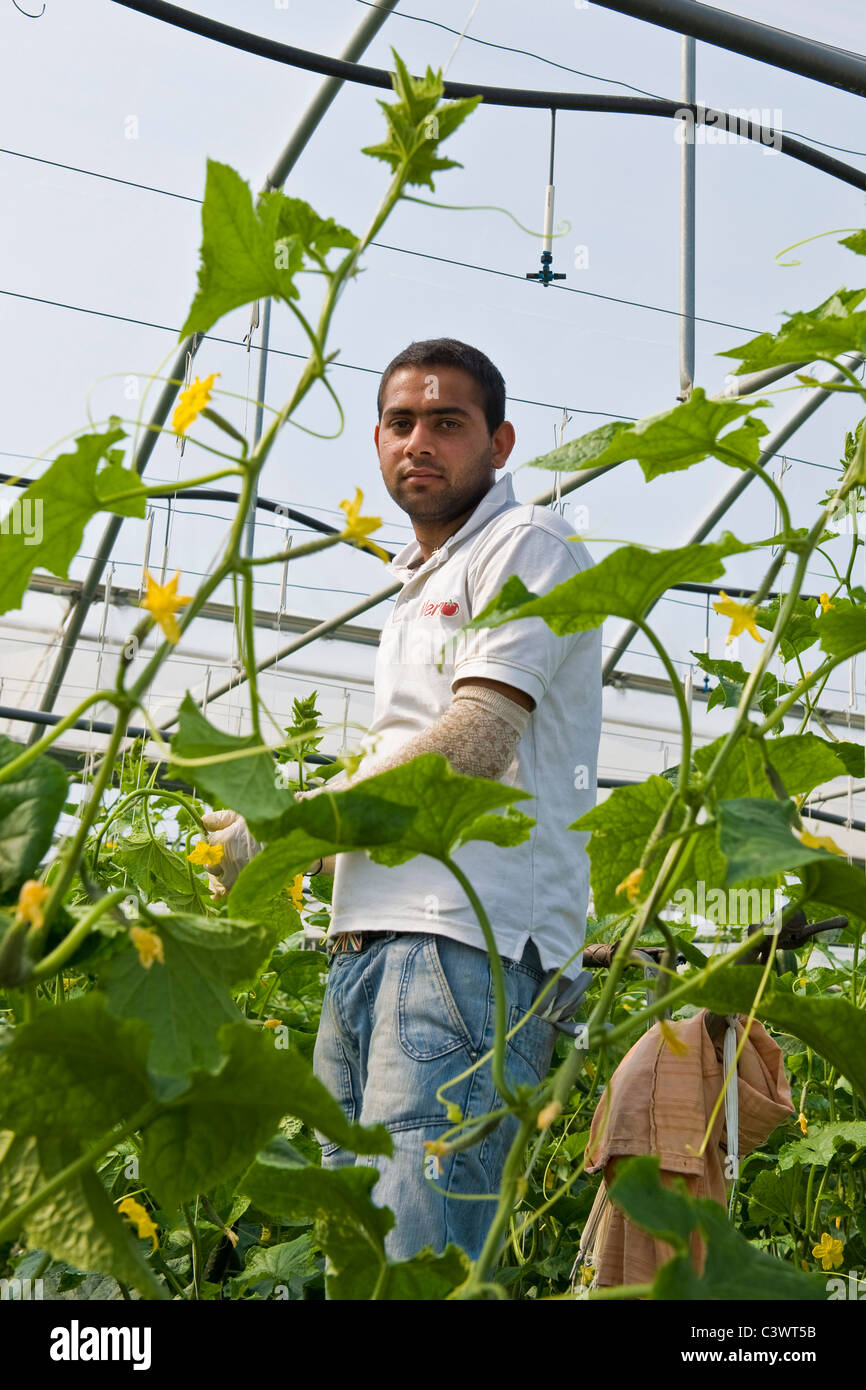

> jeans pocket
[507,1002,557,1085]
[397,935,485,1061]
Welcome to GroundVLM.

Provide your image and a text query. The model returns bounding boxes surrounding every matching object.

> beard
[385,444,495,524]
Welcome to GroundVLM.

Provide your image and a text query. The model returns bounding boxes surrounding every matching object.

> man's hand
[199,808,337,897]
[200,810,262,897]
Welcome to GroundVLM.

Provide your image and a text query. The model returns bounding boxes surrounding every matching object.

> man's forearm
[333,683,531,786]
[294,685,531,878]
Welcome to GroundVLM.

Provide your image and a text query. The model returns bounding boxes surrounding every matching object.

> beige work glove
[200,807,337,898]
[200,809,263,897]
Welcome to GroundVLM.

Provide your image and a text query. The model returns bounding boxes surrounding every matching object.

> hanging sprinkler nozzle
[526,111,566,288]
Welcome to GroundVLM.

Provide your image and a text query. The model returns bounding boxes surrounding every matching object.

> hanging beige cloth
[577,1009,794,1288]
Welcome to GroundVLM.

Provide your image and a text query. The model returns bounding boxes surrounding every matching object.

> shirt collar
[387,471,517,581]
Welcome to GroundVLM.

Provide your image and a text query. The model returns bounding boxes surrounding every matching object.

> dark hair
[376,338,506,437]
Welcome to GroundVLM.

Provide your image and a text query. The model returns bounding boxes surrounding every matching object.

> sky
[1,0,865,842]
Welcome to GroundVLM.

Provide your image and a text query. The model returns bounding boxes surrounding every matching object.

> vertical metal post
[140,509,154,593]
[679,35,696,402]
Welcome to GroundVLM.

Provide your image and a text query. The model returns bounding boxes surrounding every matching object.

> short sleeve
[452,521,588,707]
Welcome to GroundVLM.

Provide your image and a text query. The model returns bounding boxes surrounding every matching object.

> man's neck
[411,477,499,563]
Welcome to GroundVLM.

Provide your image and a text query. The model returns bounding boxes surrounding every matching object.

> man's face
[375,365,513,525]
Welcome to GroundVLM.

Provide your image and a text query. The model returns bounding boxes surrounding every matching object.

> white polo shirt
[328,470,602,979]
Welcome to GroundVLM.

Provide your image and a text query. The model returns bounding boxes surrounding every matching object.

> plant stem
[460,1114,536,1295]
[36,710,132,941]
[444,855,515,1107]
[30,889,128,982]
[0,1102,161,1245]
[0,691,117,786]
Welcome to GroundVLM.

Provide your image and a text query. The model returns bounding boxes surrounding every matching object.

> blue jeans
[311,931,558,1263]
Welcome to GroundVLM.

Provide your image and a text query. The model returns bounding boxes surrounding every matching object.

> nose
[401,419,436,458]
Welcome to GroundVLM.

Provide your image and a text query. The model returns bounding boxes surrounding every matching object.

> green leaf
[691,651,791,718]
[361,47,482,192]
[718,797,841,884]
[754,594,819,663]
[463,534,750,637]
[104,912,279,1096]
[180,162,303,337]
[169,694,293,838]
[523,388,770,481]
[680,964,866,1104]
[279,690,324,764]
[720,287,866,375]
[0,1130,166,1299]
[242,1140,391,1300]
[232,755,528,905]
[840,231,866,255]
[768,732,859,794]
[573,776,675,915]
[455,806,535,849]
[607,1155,826,1299]
[747,1165,802,1227]
[270,949,328,1001]
[827,740,866,779]
[695,731,853,803]
[816,600,866,658]
[358,755,533,866]
[261,196,356,262]
[0,428,137,615]
[242,1137,469,1300]
[228,1233,320,1300]
[797,856,866,922]
[0,736,67,897]
[112,824,199,909]
[0,995,153,1140]
[140,1024,391,1209]
[777,1121,866,1171]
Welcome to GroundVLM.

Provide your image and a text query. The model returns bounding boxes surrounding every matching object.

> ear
[492,420,516,468]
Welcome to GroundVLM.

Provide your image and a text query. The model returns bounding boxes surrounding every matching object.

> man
[206,338,602,1265]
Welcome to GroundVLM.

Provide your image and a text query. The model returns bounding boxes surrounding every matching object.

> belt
[328,931,371,956]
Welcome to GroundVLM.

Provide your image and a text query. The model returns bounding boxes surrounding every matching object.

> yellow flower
[117,1197,159,1251]
[14,880,52,931]
[104,839,117,851]
[713,591,764,644]
[338,488,390,562]
[615,867,644,903]
[798,829,845,856]
[835,1216,842,1229]
[263,1018,282,1030]
[424,1138,451,1158]
[141,570,193,645]
[579,1263,595,1286]
[537,1100,563,1130]
[811,1232,844,1271]
[819,593,834,613]
[130,925,165,969]
[171,372,220,436]
[288,874,304,911]
[798,1111,808,1135]
[188,840,224,868]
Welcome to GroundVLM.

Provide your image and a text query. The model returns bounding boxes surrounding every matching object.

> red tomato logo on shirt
[440,599,459,616]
